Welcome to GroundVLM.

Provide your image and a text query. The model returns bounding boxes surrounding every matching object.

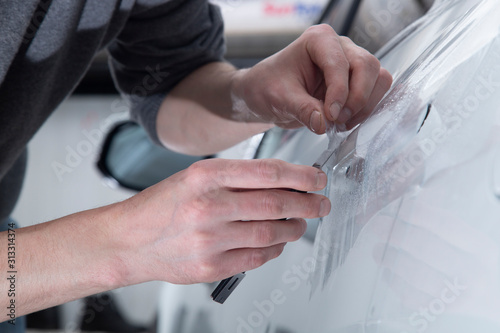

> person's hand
[231,24,393,134]
[111,159,330,285]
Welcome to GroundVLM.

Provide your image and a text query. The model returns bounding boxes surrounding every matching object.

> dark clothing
[0,0,226,218]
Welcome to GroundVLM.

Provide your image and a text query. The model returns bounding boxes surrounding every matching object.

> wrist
[230,68,269,123]
[69,203,130,292]
[96,201,144,288]
[7,204,130,317]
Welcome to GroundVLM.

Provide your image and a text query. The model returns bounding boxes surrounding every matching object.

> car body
[153,1,500,332]
[96,0,500,332]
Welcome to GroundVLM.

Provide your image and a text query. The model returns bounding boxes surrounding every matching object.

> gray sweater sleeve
[107,0,226,145]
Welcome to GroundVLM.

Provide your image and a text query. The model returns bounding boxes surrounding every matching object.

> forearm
[158,25,393,154]
[157,62,273,155]
[0,158,331,321]
[0,205,124,320]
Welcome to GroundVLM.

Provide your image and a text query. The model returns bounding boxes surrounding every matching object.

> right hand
[232,25,393,134]
[110,158,330,285]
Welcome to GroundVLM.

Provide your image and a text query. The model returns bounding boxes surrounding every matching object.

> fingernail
[320,199,331,217]
[316,171,327,189]
[337,108,352,123]
[329,102,342,120]
[309,111,323,133]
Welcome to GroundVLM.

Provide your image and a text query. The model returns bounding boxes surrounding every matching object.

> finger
[216,243,287,280]
[220,190,331,221]
[337,37,382,123]
[217,218,307,250]
[303,25,350,122]
[345,67,393,129]
[193,159,328,192]
[281,84,327,134]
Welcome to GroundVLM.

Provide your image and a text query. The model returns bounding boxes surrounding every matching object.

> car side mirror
[97,121,210,191]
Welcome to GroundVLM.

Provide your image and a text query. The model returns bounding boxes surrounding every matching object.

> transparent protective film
[310,0,500,331]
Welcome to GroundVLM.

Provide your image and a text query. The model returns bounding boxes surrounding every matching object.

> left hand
[231,24,393,134]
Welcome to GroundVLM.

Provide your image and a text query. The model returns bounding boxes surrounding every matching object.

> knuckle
[298,201,315,219]
[189,190,216,220]
[330,84,349,104]
[365,57,381,76]
[185,160,210,186]
[273,244,286,259]
[295,220,308,239]
[197,259,218,282]
[257,159,283,184]
[187,202,205,222]
[337,83,350,98]
[350,56,366,72]
[297,196,322,219]
[323,54,349,75]
[339,35,352,44]
[350,88,371,108]
[305,24,335,37]
[353,53,380,76]
[364,53,381,70]
[261,191,286,216]
[250,248,269,268]
[296,101,313,115]
[295,101,316,126]
[307,200,322,218]
[337,53,351,68]
[191,230,215,254]
[254,222,278,245]
[352,54,377,73]
[380,68,394,88]
[223,159,241,176]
